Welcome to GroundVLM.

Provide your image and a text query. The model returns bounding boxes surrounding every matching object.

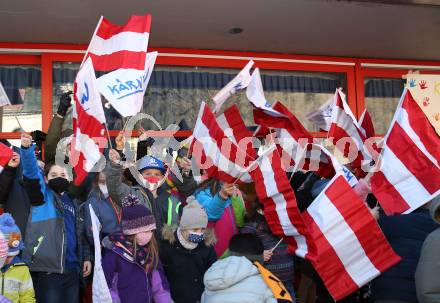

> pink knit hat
[0,232,9,268]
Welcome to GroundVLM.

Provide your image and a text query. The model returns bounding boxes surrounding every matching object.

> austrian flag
[85,14,155,117]
[190,102,254,184]
[303,175,401,300]
[72,58,107,185]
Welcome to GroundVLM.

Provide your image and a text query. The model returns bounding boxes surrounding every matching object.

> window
[0,65,41,132]
[364,77,404,134]
[102,66,346,132]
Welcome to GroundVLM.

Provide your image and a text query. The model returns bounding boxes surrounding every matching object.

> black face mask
[48,177,70,194]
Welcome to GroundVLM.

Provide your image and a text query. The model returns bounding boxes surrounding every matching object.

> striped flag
[303,175,401,301]
[371,89,440,215]
[249,147,313,258]
[254,101,335,178]
[72,57,107,186]
[359,109,375,138]
[190,102,254,184]
[0,143,13,174]
[85,15,153,117]
[216,104,256,162]
[328,89,375,174]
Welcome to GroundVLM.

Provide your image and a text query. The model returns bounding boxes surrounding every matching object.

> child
[241,201,296,296]
[19,133,92,303]
[102,194,171,303]
[0,214,35,303]
[201,234,293,303]
[107,150,182,238]
[195,178,240,257]
[160,197,217,303]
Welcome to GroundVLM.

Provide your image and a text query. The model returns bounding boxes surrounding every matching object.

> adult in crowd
[415,196,440,303]
[371,202,438,303]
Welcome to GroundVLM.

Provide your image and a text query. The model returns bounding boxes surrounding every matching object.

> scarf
[177,228,198,250]
[109,232,151,267]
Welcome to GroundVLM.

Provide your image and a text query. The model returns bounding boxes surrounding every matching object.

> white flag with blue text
[96,51,157,117]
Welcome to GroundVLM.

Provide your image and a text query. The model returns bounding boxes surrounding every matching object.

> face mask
[135,232,153,246]
[188,232,205,244]
[143,176,161,191]
[48,177,70,194]
[98,183,109,198]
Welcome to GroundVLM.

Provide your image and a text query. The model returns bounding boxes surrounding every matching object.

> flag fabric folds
[0,143,13,174]
[328,89,375,173]
[86,14,154,117]
[303,175,401,301]
[72,58,107,186]
[371,89,440,215]
[190,102,254,184]
[213,60,254,112]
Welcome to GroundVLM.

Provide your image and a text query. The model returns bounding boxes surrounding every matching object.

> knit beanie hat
[229,233,264,263]
[0,232,8,268]
[0,213,24,257]
[121,194,156,235]
[179,196,208,230]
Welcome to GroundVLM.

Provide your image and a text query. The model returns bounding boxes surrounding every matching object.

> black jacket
[1,162,31,237]
[160,226,217,303]
[371,208,438,302]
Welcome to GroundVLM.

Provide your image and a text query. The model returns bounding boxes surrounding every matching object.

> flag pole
[104,123,114,150]
[14,116,25,131]
[80,16,103,67]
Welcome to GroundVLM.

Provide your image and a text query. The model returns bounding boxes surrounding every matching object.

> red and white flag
[85,15,154,117]
[216,104,256,162]
[250,147,313,258]
[359,109,375,138]
[371,89,440,215]
[0,143,13,174]
[213,61,254,112]
[254,101,335,178]
[72,58,107,186]
[328,89,376,174]
[190,102,254,184]
[302,175,401,301]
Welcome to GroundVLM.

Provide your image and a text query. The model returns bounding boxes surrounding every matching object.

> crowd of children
[0,93,439,303]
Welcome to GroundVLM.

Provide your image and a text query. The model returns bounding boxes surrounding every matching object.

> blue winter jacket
[83,189,120,246]
[20,144,91,273]
[195,188,231,221]
[371,208,438,302]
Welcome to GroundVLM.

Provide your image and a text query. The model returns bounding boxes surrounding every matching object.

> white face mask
[98,183,109,198]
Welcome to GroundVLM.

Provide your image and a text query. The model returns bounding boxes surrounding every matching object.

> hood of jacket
[203,256,259,291]
[161,224,216,247]
[430,196,440,224]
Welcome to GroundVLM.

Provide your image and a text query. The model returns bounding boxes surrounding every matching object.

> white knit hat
[180,196,208,230]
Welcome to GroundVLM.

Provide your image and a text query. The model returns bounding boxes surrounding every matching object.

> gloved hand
[57,91,72,117]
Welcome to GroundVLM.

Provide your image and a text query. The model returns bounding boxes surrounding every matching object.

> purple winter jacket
[102,245,172,303]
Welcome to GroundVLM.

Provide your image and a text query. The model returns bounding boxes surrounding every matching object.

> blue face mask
[188,233,205,244]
